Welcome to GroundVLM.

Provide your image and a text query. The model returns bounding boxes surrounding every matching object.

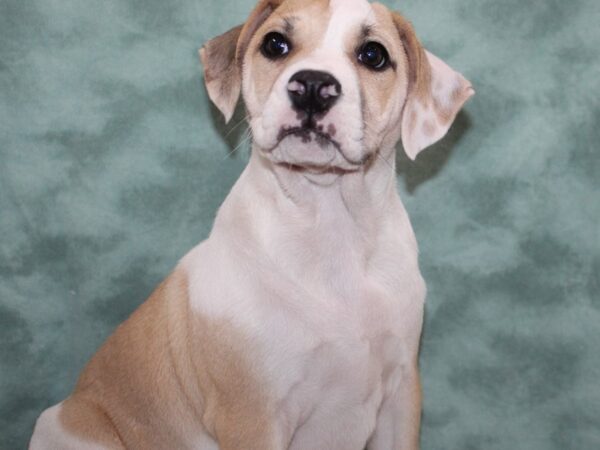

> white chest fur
[182,154,425,448]
[275,301,415,450]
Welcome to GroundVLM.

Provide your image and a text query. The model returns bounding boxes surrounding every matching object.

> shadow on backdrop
[209,101,250,157]
[396,111,472,193]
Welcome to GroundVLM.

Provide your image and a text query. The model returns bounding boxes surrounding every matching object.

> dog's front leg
[367,367,422,450]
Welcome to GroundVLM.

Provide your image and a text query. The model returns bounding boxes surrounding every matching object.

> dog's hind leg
[29,399,124,450]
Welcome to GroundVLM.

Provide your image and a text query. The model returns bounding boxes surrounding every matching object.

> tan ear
[393,14,474,160]
[200,25,243,123]
[199,0,284,123]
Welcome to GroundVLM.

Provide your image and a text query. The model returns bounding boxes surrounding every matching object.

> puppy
[30,0,473,448]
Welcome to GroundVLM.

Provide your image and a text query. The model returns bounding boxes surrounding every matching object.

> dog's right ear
[200,0,284,123]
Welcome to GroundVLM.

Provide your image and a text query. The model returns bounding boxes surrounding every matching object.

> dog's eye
[357,42,389,71]
[261,32,291,59]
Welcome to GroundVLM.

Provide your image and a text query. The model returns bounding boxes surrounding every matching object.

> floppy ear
[199,0,284,123]
[200,25,243,123]
[393,14,474,160]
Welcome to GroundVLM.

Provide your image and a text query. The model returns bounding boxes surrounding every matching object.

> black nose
[287,70,341,116]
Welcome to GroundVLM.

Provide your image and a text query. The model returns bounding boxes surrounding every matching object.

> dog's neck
[211,142,415,297]
[220,142,399,231]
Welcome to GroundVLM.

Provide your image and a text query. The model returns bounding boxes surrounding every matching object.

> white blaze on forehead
[330,0,372,15]
[323,0,375,50]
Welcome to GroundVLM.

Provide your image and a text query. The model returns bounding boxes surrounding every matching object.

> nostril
[318,84,339,100]
[287,80,306,96]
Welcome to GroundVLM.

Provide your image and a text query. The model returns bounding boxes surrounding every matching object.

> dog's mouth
[276,126,340,150]
[273,161,359,175]
[260,123,369,175]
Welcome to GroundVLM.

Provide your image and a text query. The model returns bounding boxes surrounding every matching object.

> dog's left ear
[200,0,284,123]
[199,25,244,123]
[392,13,475,160]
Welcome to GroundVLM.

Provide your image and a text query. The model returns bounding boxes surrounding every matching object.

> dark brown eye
[261,32,291,59]
[357,41,389,70]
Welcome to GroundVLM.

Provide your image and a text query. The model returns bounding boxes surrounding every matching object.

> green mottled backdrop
[1,0,598,448]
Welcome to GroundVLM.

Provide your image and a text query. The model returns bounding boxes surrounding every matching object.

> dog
[29,0,473,448]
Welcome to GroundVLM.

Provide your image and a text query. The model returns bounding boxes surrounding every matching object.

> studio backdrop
[1,0,599,448]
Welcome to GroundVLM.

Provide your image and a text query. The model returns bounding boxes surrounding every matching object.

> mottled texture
[0,0,598,448]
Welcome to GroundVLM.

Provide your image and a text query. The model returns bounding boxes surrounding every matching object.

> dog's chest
[184,194,424,447]
[264,285,412,449]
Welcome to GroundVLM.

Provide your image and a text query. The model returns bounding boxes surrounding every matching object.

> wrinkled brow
[360,24,372,40]
[282,16,297,33]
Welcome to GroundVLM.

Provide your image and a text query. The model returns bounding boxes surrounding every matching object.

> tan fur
[200,26,243,122]
[60,397,123,448]
[31,2,474,448]
[57,269,271,449]
[433,82,473,125]
[390,9,473,158]
[422,118,436,137]
[389,10,431,107]
[201,26,243,86]
[236,0,286,65]
[200,0,288,122]
[190,315,277,449]
[202,0,471,159]
[358,4,411,150]
[242,0,332,108]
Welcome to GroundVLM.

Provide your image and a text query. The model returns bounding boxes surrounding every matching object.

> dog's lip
[274,161,360,175]
[274,126,366,167]
[277,126,340,150]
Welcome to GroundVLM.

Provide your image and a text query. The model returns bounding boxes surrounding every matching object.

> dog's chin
[266,129,363,174]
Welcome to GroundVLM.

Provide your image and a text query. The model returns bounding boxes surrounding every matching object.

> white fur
[192,2,428,447]
[29,403,106,450]
[246,0,378,168]
[402,50,474,160]
[183,146,425,448]
[30,0,468,447]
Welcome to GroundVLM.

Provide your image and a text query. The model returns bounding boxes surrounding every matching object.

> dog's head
[200,0,473,172]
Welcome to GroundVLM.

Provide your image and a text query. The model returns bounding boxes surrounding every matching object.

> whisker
[224,115,251,139]
[222,127,253,161]
[374,150,394,171]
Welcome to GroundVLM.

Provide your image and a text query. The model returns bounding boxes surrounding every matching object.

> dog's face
[201,0,473,171]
